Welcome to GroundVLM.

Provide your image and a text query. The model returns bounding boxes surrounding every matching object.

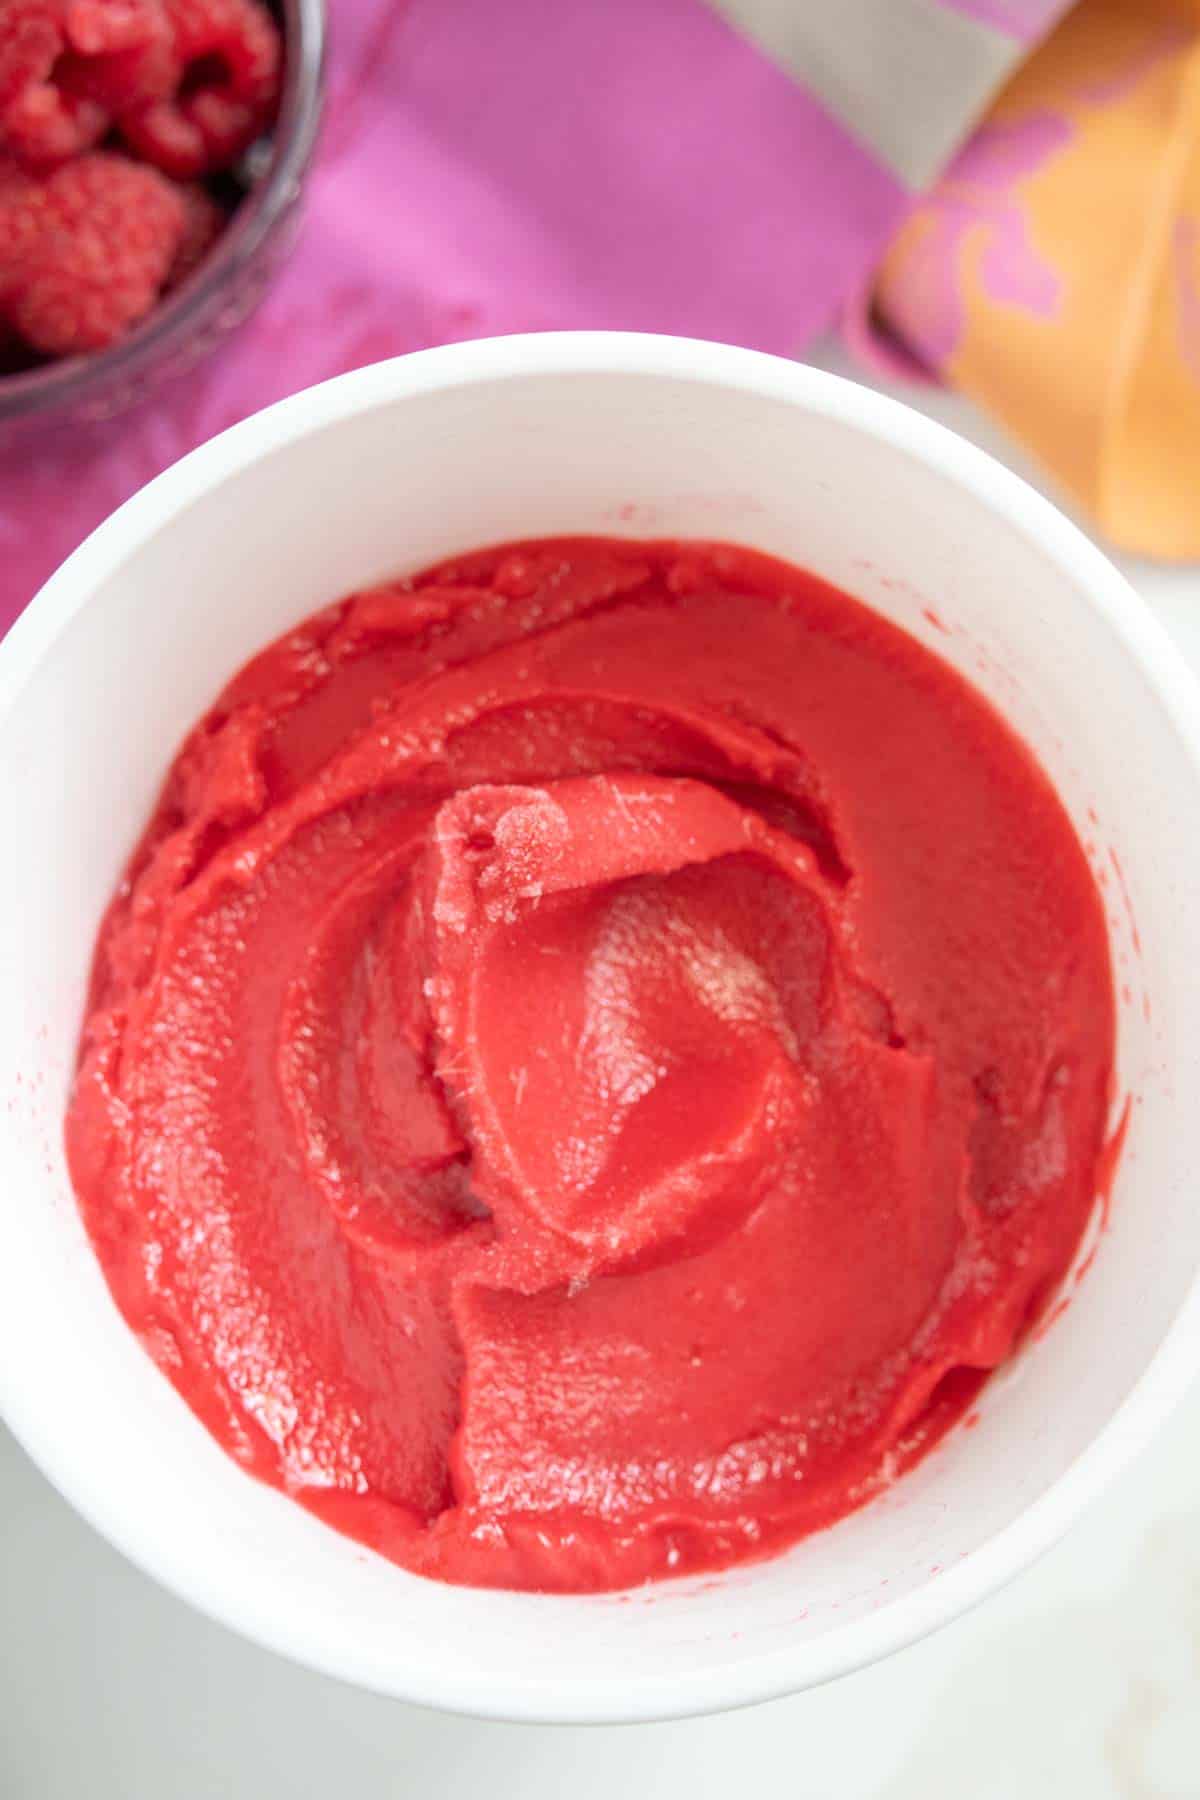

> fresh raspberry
[118,0,280,178]
[2,2,177,168]
[164,177,221,287]
[0,1,64,117]
[58,0,178,114]
[64,0,163,54]
[2,79,107,163]
[57,32,177,113]
[0,148,35,196]
[1,150,185,352]
[166,0,279,106]
[0,0,279,367]
[0,151,39,300]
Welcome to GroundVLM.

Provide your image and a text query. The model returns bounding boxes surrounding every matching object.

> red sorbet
[66,538,1115,1592]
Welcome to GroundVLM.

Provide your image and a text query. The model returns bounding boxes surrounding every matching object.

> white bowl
[2,333,1199,1724]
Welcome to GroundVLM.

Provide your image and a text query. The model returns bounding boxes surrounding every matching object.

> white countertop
[5,345,1199,1799]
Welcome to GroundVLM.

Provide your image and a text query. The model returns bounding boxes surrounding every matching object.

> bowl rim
[4,330,1200,1724]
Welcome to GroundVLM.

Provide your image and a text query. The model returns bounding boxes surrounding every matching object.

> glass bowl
[0,0,326,439]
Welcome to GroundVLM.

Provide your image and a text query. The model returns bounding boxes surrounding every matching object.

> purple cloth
[1,0,1067,627]
[0,0,907,629]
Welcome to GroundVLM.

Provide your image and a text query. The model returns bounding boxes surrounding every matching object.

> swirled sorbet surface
[66,538,1114,1591]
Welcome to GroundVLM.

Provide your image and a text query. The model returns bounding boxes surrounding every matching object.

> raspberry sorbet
[66,538,1115,1592]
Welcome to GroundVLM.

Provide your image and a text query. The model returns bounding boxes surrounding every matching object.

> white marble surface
[4,345,1199,1798]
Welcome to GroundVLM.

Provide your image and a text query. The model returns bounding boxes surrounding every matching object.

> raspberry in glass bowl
[0,0,324,433]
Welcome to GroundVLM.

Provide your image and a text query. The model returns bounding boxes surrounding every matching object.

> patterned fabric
[0,0,1193,633]
[867,0,1200,559]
